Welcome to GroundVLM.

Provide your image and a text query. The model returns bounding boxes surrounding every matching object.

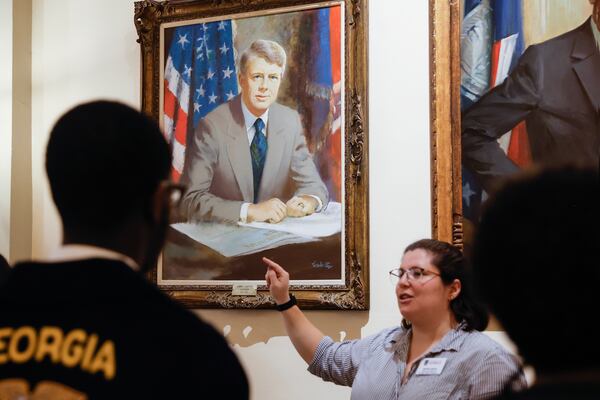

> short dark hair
[403,239,489,331]
[46,100,171,233]
[473,166,599,373]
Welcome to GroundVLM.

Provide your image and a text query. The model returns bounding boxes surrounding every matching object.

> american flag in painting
[163,20,238,181]
[460,0,530,219]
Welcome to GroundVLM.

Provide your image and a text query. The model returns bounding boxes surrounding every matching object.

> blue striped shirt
[308,324,526,399]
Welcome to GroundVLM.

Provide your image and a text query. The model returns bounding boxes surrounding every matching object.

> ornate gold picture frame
[430,0,597,252]
[134,0,369,309]
[430,0,462,248]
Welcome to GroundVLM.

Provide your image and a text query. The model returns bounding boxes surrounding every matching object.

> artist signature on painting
[312,261,333,270]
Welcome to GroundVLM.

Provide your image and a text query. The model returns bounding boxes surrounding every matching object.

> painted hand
[286,195,318,217]
[248,198,287,223]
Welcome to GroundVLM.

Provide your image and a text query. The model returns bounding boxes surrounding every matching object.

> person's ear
[449,279,462,301]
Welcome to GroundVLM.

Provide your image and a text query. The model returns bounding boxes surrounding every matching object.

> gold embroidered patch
[0,379,87,400]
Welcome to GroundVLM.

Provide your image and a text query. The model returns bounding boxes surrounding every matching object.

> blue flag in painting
[492,0,525,74]
[303,7,343,202]
[460,0,524,221]
[307,9,334,136]
[461,0,493,111]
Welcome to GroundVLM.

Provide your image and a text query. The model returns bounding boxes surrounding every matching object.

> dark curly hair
[401,239,489,331]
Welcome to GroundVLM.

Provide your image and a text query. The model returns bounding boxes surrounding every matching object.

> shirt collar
[387,321,469,354]
[387,326,411,355]
[241,99,269,133]
[592,18,600,51]
[47,244,139,271]
[427,321,469,353]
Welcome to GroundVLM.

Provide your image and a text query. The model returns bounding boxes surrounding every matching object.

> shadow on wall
[196,309,369,347]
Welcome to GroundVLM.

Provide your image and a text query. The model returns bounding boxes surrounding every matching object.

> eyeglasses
[389,267,440,285]
[168,183,186,208]
[159,180,187,222]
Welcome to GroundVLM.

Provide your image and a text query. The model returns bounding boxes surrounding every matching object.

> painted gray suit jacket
[180,95,329,223]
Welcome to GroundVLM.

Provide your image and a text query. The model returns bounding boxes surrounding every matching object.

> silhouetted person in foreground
[473,166,599,399]
[0,101,248,399]
[0,253,9,285]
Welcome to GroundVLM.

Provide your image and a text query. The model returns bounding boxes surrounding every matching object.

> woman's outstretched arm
[263,257,325,364]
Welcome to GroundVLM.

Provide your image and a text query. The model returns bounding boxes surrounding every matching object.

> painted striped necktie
[250,118,267,203]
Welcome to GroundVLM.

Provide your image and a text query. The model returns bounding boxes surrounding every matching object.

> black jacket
[0,259,249,399]
[462,18,600,191]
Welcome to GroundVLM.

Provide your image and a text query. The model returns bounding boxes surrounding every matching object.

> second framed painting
[135,0,369,309]
[430,0,598,252]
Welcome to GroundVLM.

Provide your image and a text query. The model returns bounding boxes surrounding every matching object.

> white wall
[31,0,141,259]
[28,0,517,399]
[0,0,13,258]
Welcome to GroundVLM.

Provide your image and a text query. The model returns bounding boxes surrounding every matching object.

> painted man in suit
[180,39,329,224]
[462,1,600,191]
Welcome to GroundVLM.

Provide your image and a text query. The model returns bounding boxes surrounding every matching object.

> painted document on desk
[171,223,318,257]
[172,202,342,257]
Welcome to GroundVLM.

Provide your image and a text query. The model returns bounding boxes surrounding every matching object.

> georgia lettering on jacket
[0,326,115,380]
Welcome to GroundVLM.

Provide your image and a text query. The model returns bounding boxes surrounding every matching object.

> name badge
[415,357,447,375]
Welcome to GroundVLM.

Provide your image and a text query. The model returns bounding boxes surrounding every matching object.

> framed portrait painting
[134,0,369,309]
[430,0,598,252]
